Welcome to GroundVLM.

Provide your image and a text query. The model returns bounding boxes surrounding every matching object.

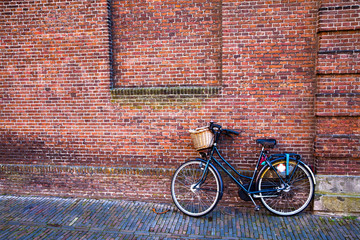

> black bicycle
[171,122,316,217]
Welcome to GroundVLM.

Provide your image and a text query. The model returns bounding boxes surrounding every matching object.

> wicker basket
[189,126,214,151]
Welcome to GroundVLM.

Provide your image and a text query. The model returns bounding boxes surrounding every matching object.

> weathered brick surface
[316,157,360,175]
[112,0,222,87]
[315,0,360,176]
[221,0,318,164]
[316,93,360,116]
[0,0,358,205]
[317,2,360,74]
[0,0,113,166]
[317,52,360,74]
[318,4,360,32]
[317,75,360,94]
[319,32,360,52]
[317,117,360,135]
[315,136,360,158]
[0,164,172,202]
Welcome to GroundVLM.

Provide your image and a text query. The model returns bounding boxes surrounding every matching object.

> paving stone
[0,196,359,239]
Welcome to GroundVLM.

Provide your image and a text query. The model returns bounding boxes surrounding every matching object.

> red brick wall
[221,0,318,167]
[0,0,358,205]
[0,0,113,166]
[315,0,360,175]
[112,0,222,87]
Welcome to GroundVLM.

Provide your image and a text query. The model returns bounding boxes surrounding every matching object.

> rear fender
[266,154,316,185]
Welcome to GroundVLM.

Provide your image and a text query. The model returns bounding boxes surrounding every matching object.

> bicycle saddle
[256,139,276,148]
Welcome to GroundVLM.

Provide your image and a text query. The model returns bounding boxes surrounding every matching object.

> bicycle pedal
[254,205,261,211]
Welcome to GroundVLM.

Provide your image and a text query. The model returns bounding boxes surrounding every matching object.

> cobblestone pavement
[0,196,359,239]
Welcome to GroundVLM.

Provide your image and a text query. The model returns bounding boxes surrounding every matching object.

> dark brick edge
[0,164,175,177]
[111,86,221,98]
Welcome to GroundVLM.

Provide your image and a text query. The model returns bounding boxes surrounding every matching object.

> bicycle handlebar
[224,129,240,136]
[209,122,240,136]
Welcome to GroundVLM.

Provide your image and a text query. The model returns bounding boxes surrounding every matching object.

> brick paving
[0,196,359,239]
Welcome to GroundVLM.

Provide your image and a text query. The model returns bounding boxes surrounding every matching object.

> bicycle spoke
[258,161,314,216]
[171,160,220,217]
[198,187,218,193]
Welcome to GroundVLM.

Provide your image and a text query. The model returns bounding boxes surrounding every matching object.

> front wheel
[257,160,314,216]
[171,160,221,217]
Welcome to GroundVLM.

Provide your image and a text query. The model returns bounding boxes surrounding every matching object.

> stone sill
[315,175,360,196]
[314,175,360,214]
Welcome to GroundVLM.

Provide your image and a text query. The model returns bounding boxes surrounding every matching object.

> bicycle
[171,122,316,217]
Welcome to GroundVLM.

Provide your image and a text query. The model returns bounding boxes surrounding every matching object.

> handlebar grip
[224,129,240,135]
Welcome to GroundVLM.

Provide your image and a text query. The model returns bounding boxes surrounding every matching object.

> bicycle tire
[257,160,314,216]
[171,160,221,217]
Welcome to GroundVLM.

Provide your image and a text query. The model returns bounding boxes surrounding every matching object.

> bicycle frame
[172,122,316,216]
[196,144,289,198]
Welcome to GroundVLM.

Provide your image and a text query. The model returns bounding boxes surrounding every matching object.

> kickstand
[248,194,261,211]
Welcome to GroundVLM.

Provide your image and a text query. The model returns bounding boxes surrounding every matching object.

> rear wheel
[171,160,221,217]
[257,160,314,216]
